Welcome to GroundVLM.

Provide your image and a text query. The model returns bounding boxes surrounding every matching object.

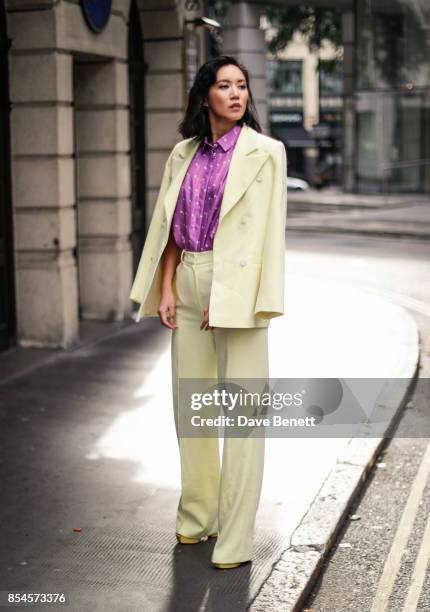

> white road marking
[402,489,430,611]
[370,440,430,612]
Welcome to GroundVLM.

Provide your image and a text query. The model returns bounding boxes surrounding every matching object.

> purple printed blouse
[171,123,242,251]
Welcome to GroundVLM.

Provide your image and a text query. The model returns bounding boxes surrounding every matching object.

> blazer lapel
[163,123,269,225]
[163,138,200,222]
[218,124,268,223]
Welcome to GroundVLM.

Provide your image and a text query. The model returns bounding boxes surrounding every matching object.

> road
[284,229,430,612]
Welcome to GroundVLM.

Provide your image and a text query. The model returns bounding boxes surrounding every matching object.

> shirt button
[240,218,247,225]
[256,176,262,182]
[240,259,247,267]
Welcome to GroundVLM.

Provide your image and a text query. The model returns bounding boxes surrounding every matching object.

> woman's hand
[200,304,215,331]
[158,288,178,329]
[158,229,181,329]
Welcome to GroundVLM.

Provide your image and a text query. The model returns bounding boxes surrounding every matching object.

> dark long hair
[178,55,262,142]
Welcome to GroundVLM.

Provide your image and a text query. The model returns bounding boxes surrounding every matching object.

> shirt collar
[203,123,242,153]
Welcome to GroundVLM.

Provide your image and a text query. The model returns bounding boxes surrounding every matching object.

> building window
[267,59,303,95]
[319,60,343,96]
[356,0,430,91]
[355,0,430,193]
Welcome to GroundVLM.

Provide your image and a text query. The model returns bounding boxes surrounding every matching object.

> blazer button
[256,176,262,182]
[240,259,247,267]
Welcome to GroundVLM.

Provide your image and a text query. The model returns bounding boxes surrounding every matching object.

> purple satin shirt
[171,123,242,251]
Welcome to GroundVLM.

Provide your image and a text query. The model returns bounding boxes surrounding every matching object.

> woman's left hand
[200,304,215,331]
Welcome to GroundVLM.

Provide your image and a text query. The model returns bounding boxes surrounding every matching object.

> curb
[286,222,430,241]
[250,310,421,611]
[287,193,428,211]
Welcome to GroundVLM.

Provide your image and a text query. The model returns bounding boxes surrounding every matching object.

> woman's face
[203,64,249,122]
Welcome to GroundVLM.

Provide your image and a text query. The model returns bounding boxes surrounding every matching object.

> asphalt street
[285,229,430,612]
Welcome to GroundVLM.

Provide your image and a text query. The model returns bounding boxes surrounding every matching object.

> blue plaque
[80,0,112,33]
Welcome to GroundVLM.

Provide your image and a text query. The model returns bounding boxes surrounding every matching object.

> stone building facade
[0,0,269,351]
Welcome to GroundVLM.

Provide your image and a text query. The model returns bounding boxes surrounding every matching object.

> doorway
[0,4,15,350]
[128,0,147,273]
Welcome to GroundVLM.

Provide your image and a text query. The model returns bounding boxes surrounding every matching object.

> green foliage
[205,1,343,72]
[207,0,231,20]
[263,5,343,56]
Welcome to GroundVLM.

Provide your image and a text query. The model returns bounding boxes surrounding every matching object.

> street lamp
[184,16,221,29]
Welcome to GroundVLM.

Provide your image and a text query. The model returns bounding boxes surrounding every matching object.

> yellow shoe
[176,533,200,544]
[212,562,243,569]
[176,532,218,544]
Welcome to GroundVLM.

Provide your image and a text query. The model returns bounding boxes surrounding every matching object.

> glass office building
[355,0,430,193]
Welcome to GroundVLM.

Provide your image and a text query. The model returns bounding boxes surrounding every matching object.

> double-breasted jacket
[129,122,288,328]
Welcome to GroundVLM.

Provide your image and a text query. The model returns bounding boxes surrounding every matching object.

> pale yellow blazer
[129,122,287,328]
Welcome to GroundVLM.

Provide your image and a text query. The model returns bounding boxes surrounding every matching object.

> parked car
[287,177,310,191]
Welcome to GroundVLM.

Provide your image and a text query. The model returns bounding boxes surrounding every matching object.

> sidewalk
[0,274,419,611]
[288,186,429,210]
[287,186,430,240]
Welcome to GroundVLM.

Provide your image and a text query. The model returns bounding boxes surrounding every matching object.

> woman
[130,55,287,569]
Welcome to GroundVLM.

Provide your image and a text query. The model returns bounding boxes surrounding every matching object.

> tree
[207,1,343,72]
[264,5,343,73]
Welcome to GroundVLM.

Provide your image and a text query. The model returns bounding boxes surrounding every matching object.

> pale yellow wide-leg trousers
[171,248,268,564]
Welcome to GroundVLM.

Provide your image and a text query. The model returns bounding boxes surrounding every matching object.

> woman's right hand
[158,288,178,329]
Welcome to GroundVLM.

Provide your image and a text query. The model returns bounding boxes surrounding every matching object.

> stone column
[222,1,268,133]
[74,59,132,322]
[342,9,356,192]
[140,0,187,222]
[8,10,77,348]
[303,51,319,184]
